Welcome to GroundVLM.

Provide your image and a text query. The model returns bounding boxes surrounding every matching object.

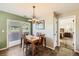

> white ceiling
[0,3,79,18]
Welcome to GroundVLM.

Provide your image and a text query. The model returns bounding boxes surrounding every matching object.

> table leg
[45,39,46,47]
[43,38,46,47]
[32,42,35,56]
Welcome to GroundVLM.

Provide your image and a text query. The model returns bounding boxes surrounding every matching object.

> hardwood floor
[0,45,79,56]
[60,37,73,50]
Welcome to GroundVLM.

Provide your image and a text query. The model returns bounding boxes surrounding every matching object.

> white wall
[59,18,74,33]
[33,12,55,49]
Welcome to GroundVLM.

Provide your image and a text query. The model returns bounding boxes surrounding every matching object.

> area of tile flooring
[0,44,79,56]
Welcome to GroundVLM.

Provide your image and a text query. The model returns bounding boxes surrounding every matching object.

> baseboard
[0,47,8,51]
[74,49,79,53]
[46,46,55,50]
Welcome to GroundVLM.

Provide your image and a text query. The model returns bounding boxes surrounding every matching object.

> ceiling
[0,3,79,18]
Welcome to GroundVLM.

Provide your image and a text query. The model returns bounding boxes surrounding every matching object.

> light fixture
[28,6,39,23]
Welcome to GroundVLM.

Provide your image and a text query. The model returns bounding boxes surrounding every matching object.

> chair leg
[23,46,24,52]
[45,41,46,47]
[45,39,46,47]
[26,45,30,56]
[26,45,27,55]
[23,44,25,52]
[20,38,22,47]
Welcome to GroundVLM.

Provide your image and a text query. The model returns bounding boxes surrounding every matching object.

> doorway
[57,16,76,51]
[7,19,31,48]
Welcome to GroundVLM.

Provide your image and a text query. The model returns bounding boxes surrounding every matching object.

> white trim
[46,45,55,50]
[75,50,79,53]
[53,16,58,49]
[7,19,30,24]
[7,19,9,48]
[73,16,76,51]
[0,47,8,51]
[7,19,21,48]
[57,15,76,51]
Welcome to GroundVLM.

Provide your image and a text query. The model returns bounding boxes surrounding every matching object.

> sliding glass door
[7,19,31,47]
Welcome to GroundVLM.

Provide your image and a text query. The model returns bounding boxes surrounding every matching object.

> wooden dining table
[26,35,39,56]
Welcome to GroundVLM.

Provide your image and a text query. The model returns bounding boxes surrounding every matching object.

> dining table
[26,35,39,56]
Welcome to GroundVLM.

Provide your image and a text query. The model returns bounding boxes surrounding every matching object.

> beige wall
[58,11,79,51]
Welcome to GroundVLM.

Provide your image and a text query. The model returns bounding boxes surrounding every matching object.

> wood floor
[0,44,79,56]
[60,37,73,50]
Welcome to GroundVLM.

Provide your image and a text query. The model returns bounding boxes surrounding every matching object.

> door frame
[7,19,22,48]
[7,19,31,48]
[57,15,76,51]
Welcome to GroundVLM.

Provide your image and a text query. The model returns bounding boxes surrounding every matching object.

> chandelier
[28,6,39,23]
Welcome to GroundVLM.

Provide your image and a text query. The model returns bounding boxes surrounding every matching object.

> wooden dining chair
[21,32,31,55]
[39,34,46,47]
[35,34,46,49]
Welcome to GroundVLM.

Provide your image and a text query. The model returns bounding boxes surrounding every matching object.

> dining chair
[35,34,46,50]
[39,34,46,47]
[21,32,31,55]
[33,34,46,55]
